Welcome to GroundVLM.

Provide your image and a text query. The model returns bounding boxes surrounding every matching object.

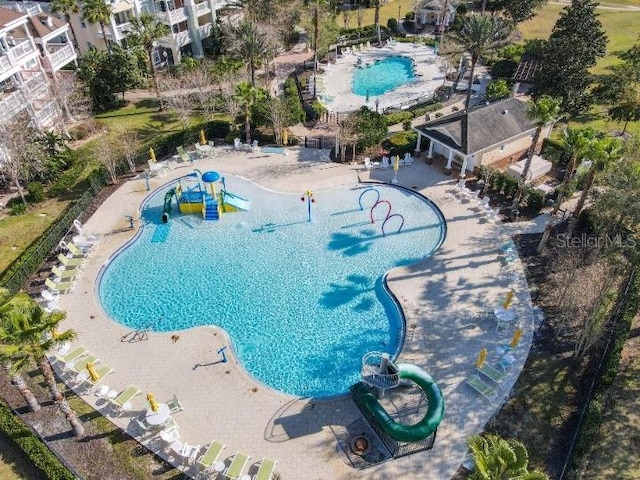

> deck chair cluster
[194,442,277,480]
[54,345,114,391]
[465,348,512,404]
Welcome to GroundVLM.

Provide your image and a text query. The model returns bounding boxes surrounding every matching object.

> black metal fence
[350,383,436,459]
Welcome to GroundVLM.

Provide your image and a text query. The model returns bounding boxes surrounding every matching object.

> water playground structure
[161,170,251,223]
[351,352,445,459]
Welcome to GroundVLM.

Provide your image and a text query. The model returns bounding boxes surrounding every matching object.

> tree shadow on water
[321,274,375,311]
[328,231,375,256]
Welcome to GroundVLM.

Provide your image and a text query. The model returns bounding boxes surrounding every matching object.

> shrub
[9,202,27,216]
[387,18,398,33]
[412,102,443,117]
[27,182,45,203]
[523,188,545,213]
[435,112,444,118]
[490,60,517,80]
[402,119,412,131]
[384,111,413,125]
[383,131,417,156]
[451,106,459,112]
[502,176,519,197]
[49,158,88,198]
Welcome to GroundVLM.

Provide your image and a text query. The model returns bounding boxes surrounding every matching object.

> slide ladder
[361,351,400,389]
[203,194,219,221]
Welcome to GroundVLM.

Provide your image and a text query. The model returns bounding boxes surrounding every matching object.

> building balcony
[33,101,57,129]
[197,23,212,40]
[43,44,77,72]
[195,1,211,15]
[0,89,28,123]
[156,8,187,25]
[0,39,37,77]
[20,72,49,99]
[158,30,192,48]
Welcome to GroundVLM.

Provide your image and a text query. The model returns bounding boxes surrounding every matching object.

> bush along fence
[561,267,639,480]
[0,399,77,480]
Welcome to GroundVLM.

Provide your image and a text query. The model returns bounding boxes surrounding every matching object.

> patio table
[146,403,171,426]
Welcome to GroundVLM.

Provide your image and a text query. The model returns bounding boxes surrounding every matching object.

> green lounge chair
[175,145,191,163]
[58,253,84,267]
[45,277,75,293]
[84,364,113,386]
[223,452,250,480]
[466,375,498,403]
[55,346,87,364]
[51,265,79,281]
[196,440,225,472]
[70,355,98,373]
[67,242,88,257]
[477,363,507,385]
[109,385,141,412]
[253,457,277,480]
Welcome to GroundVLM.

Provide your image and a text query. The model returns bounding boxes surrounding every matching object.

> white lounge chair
[251,139,259,150]
[380,156,390,169]
[148,159,168,177]
[363,157,380,170]
[233,138,245,150]
[402,152,414,166]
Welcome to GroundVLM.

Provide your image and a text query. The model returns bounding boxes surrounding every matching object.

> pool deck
[54,146,538,480]
[318,42,446,113]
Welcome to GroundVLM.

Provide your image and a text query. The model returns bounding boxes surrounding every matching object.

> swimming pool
[351,56,415,97]
[99,177,446,397]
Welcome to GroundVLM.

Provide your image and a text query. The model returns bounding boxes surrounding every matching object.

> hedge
[0,400,76,480]
[383,101,443,126]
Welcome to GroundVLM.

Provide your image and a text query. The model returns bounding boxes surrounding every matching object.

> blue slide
[223,190,251,211]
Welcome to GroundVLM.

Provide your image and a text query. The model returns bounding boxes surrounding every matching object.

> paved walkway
[54,148,538,480]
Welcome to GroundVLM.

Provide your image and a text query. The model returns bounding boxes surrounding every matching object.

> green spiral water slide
[354,363,445,442]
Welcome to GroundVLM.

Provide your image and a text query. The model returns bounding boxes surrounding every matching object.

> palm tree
[373,0,382,46]
[511,95,560,210]
[0,289,40,412]
[50,0,79,48]
[234,81,266,144]
[449,15,512,108]
[223,20,272,86]
[468,434,549,480]
[537,127,595,253]
[566,137,623,236]
[128,13,169,108]
[0,293,84,437]
[81,0,113,53]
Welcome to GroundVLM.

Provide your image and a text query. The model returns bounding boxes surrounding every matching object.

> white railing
[45,44,76,70]
[0,90,27,122]
[195,1,210,15]
[198,23,212,39]
[0,54,11,75]
[175,30,191,47]
[115,22,132,37]
[1,3,42,15]
[10,39,35,60]
[20,72,48,98]
[34,101,57,129]
[156,8,187,24]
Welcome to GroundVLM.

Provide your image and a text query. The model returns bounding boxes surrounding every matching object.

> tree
[468,433,549,480]
[449,15,512,108]
[608,90,640,135]
[50,0,79,48]
[537,127,597,253]
[0,289,40,412]
[533,0,607,115]
[352,107,387,150]
[234,82,266,144]
[222,20,274,86]
[81,0,113,53]
[118,130,141,174]
[567,136,623,236]
[265,97,291,146]
[482,0,548,24]
[94,136,121,183]
[485,78,511,101]
[0,293,84,437]
[373,0,382,46]
[511,95,560,210]
[128,13,169,108]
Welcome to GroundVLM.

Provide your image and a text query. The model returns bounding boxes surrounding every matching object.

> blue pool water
[352,56,415,97]
[99,177,446,397]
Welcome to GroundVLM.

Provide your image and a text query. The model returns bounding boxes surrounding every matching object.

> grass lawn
[0,433,47,480]
[340,0,419,31]
[575,313,640,479]
[0,199,70,273]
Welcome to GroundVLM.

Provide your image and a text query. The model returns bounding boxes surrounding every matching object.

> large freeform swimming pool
[99,177,446,397]
[351,56,415,97]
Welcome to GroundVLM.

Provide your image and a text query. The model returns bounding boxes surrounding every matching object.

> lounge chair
[196,440,226,472]
[466,375,498,403]
[166,394,184,413]
[233,138,246,150]
[83,364,113,387]
[402,152,414,166]
[109,385,141,413]
[175,145,191,163]
[45,277,76,294]
[148,159,168,176]
[57,253,84,267]
[380,156,390,169]
[69,354,98,374]
[251,139,259,150]
[223,452,251,480]
[55,345,87,364]
[253,457,277,480]
[67,242,88,258]
[477,363,507,385]
[364,157,380,170]
[51,265,78,281]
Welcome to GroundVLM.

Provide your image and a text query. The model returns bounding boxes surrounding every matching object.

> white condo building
[57,0,228,66]
[0,3,77,130]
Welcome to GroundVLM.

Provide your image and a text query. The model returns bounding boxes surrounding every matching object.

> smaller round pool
[352,56,415,97]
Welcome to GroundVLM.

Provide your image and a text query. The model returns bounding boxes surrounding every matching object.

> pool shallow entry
[352,56,415,97]
[99,179,446,397]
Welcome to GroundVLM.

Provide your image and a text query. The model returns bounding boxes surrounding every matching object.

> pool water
[352,56,415,97]
[99,178,446,397]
